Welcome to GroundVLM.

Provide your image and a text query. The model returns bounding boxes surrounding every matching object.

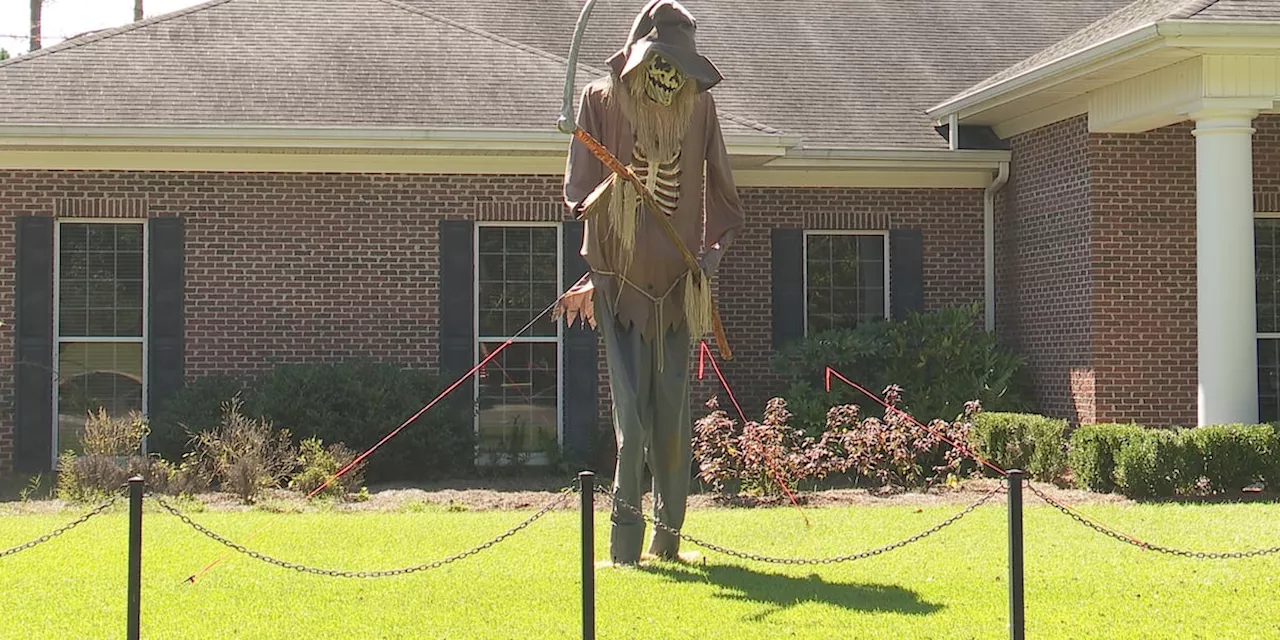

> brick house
[1,0,1274,476]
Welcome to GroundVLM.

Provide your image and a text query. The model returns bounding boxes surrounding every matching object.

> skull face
[644,54,686,106]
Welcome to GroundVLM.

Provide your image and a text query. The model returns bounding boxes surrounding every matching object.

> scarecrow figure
[557,0,744,565]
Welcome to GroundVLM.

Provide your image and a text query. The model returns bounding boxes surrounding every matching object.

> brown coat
[560,76,744,341]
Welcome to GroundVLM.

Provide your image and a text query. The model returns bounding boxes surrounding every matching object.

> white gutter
[984,161,1010,332]
[766,147,1010,170]
[0,123,799,158]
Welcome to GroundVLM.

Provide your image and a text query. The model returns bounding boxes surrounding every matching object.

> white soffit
[929,20,1280,138]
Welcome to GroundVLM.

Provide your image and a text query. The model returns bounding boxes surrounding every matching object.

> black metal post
[579,471,595,640]
[1007,469,1025,640]
[127,476,144,640]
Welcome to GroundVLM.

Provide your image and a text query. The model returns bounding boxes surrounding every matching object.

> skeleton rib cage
[632,145,682,215]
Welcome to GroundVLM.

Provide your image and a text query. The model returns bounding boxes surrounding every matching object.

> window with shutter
[473,223,562,462]
[803,231,890,332]
[53,220,147,455]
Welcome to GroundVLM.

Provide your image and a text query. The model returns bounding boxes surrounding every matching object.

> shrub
[1183,424,1273,493]
[148,375,248,463]
[692,389,977,496]
[1114,429,1189,498]
[81,408,148,456]
[1068,423,1145,493]
[190,397,298,502]
[147,361,474,483]
[693,397,824,496]
[56,409,165,502]
[968,412,1067,482]
[288,437,365,499]
[246,360,474,482]
[773,303,1032,434]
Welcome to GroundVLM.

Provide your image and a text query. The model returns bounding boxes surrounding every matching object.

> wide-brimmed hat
[607,0,722,93]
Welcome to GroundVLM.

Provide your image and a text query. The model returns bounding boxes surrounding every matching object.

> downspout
[984,161,1010,332]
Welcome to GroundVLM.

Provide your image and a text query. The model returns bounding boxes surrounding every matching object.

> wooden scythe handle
[572,127,734,361]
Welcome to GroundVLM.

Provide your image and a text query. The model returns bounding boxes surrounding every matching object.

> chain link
[0,496,120,560]
[597,483,1003,565]
[1024,481,1280,560]
[150,486,575,578]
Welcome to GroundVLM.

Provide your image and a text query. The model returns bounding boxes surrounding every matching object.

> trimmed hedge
[1070,422,1280,498]
[1067,423,1145,493]
[148,360,474,483]
[968,412,1067,482]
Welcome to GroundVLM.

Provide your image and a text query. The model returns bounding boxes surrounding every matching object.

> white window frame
[801,229,891,335]
[472,221,564,466]
[1255,213,1280,420]
[52,218,149,466]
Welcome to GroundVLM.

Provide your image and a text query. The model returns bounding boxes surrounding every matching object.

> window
[54,221,147,454]
[803,231,889,333]
[474,224,562,461]
[1257,216,1280,421]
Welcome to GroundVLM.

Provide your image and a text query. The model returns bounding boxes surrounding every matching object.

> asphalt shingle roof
[1191,0,1280,20]
[947,0,1280,106]
[0,0,1138,149]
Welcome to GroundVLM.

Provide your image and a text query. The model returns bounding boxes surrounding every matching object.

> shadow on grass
[642,560,943,621]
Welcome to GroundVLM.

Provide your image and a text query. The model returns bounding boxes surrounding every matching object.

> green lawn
[2,497,1279,639]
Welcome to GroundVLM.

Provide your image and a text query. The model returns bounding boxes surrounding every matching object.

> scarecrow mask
[645,54,686,106]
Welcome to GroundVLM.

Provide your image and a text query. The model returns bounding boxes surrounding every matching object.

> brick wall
[1089,122,1197,426]
[1003,114,1280,427]
[1000,115,1096,423]
[0,171,985,475]
[707,187,987,420]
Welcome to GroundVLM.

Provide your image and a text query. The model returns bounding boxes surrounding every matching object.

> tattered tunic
[559,77,745,342]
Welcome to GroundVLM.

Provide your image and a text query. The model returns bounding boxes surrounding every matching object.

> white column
[1193,109,1259,426]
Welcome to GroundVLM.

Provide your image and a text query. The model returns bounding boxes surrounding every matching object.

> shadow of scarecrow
[641,560,943,622]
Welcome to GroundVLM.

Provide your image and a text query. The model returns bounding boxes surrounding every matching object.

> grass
[2,497,1280,638]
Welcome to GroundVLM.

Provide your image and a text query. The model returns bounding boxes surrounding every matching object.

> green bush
[289,437,365,499]
[1183,424,1273,493]
[245,360,473,483]
[1070,423,1276,497]
[1068,423,1145,493]
[772,303,1032,434]
[1114,429,1189,498]
[148,361,474,483]
[148,374,248,462]
[968,412,1067,482]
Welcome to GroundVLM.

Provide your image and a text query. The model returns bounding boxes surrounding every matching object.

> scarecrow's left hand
[699,248,724,279]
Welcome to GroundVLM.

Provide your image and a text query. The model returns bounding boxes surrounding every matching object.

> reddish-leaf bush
[693,387,979,497]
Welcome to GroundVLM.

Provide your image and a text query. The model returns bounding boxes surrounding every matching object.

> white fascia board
[766,147,1011,171]
[0,123,799,158]
[926,24,1163,122]
[1158,20,1280,50]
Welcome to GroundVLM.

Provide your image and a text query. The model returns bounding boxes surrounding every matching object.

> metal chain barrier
[597,482,1004,565]
[1025,481,1280,560]
[150,486,575,578]
[0,495,120,560]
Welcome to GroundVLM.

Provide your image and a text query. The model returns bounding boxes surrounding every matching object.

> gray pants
[594,288,692,564]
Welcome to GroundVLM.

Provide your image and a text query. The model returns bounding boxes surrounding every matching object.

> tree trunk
[134,0,144,22]
[29,0,41,51]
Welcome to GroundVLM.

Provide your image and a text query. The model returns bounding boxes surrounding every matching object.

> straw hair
[682,271,712,339]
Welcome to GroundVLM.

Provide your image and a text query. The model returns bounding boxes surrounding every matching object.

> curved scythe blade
[558,0,599,134]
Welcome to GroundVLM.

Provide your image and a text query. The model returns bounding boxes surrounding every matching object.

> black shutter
[890,229,925,320]
[771,228,805,349]
[438,220,475,412]
[14,217,54,473]
[561,220,597,466]
[147,217,185,422]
